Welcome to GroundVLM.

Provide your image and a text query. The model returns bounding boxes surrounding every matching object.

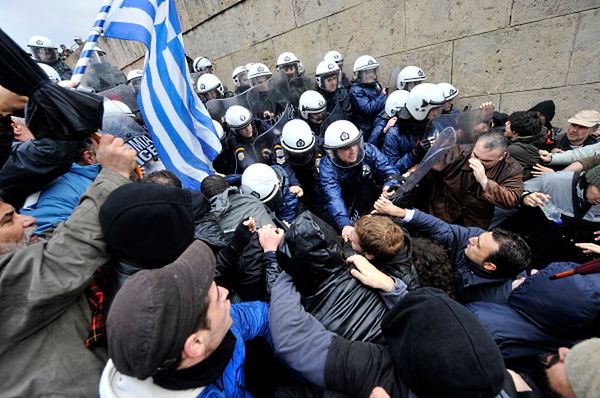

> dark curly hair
[411,237,457,299]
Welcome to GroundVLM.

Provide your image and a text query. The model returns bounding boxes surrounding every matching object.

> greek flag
[103,0,221,189]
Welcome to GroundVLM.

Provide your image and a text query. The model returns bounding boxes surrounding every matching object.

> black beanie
[528,100,555,129]
[381,288,506,398]
[100,183,195,268]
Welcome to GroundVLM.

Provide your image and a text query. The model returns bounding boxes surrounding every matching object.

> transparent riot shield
[423,108,493,145]
[387,66,401,94]
[319,103,349,136]
[80,51,127,92]
[246,70,290,122]
[288,75,314,110]
[252,104,294,164]
[205,89,252,125]
[98,84,140,116]
[391,126,456,202]
[101,112,160,169]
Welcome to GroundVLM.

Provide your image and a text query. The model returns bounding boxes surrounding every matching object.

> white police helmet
[437,82,459,101]
[38,63,61,83]
[193,56,212,73]
[315,60,340,90]
[281,119,315,154]
[247,63,272,83]
[405,83,445,121]
[103,99,134,118]
[225,105,253,130]
[323,120,365,168]
[196,73,224,96]
[27,35,59,63]
[232,65,249,87]
[126,69,143,83]
[385,90,410,118]
[276,52,300,69]
[353,55,379,83]
[324,50,344,66]
[212,119,226,142]
[299,90,327,120]
[241,163,281,203]
[397,66,426,90]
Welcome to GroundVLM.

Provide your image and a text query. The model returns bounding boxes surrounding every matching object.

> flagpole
[70,0,115,87]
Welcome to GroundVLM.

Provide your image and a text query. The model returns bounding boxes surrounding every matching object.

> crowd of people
[0,31,599,398]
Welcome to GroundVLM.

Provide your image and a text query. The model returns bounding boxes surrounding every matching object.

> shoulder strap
[571,171,592,239]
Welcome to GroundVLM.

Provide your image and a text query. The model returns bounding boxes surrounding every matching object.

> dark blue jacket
[406,209,514,304]
[382,125,419,173]
[368,110,392,148]
[320,143,399,229]
[349,82,386,139]
[467,262,600,361]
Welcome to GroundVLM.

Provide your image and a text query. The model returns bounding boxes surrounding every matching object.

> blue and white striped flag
[103,0,221,189]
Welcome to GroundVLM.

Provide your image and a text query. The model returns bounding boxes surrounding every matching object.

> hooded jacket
[210,187,273,237]
[507,127,548,180]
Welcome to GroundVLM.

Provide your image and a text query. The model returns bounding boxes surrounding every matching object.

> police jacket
[348,82,386,138]
[319,87,352,118]
[319,143,400,229]
[382,116,430,173]
[467,262,600,362]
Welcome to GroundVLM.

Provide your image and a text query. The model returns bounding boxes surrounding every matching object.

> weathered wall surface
[98,0,600,129]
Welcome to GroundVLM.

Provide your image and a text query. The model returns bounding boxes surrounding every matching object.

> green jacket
[0,169,130,397]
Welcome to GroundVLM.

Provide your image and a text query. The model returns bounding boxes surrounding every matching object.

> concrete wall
[97,0,600,130]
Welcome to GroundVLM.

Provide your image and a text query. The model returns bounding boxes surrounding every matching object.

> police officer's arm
[319,159,352,229]
[367,144,401,187]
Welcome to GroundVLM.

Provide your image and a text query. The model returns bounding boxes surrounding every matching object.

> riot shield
[392,126,456,201]
[205,89,251,125]
[387,66,401,94]
[424,108,493,145]
[246,70,290,122]
[252,104,294,163]
[80,51,127,92]
[101,112,160,169]
[319,103,349,136]
[288,75,314,110]
[98,84,140,116]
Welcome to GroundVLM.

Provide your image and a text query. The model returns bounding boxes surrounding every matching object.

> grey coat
[0,169,130,397]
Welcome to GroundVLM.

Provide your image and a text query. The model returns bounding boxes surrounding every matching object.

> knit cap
[565,338,600,398]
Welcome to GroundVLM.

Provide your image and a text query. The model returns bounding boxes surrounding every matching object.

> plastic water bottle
[540,201,562,224]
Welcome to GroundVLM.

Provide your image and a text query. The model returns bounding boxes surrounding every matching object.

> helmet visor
[318,72,339,92]
[358,68,378,84]
[285,148,315,166]
[326,136,365,168]
[250,75,272,92]
[32,47,59,63]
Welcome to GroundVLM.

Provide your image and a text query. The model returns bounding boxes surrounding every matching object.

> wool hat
[381,288,507,398]
[99,183,195,268]
[107,240,216,379]
[565,338,600,398]
[568,110,600,128]
[584,165,600,190]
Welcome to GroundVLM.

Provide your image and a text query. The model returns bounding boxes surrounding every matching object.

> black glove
[232,217,253,250]
[411,138,432,161]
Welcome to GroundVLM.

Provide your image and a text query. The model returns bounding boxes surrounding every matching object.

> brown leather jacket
[425,144,524,228]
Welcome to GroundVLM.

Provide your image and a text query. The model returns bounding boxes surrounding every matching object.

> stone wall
[97,0,600,129]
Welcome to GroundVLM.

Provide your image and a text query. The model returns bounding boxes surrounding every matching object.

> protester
[504,110,545,180]
[373,196,530,303]
[0,134,136,397]
[551,110,600,152]
[422,131,524,229]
